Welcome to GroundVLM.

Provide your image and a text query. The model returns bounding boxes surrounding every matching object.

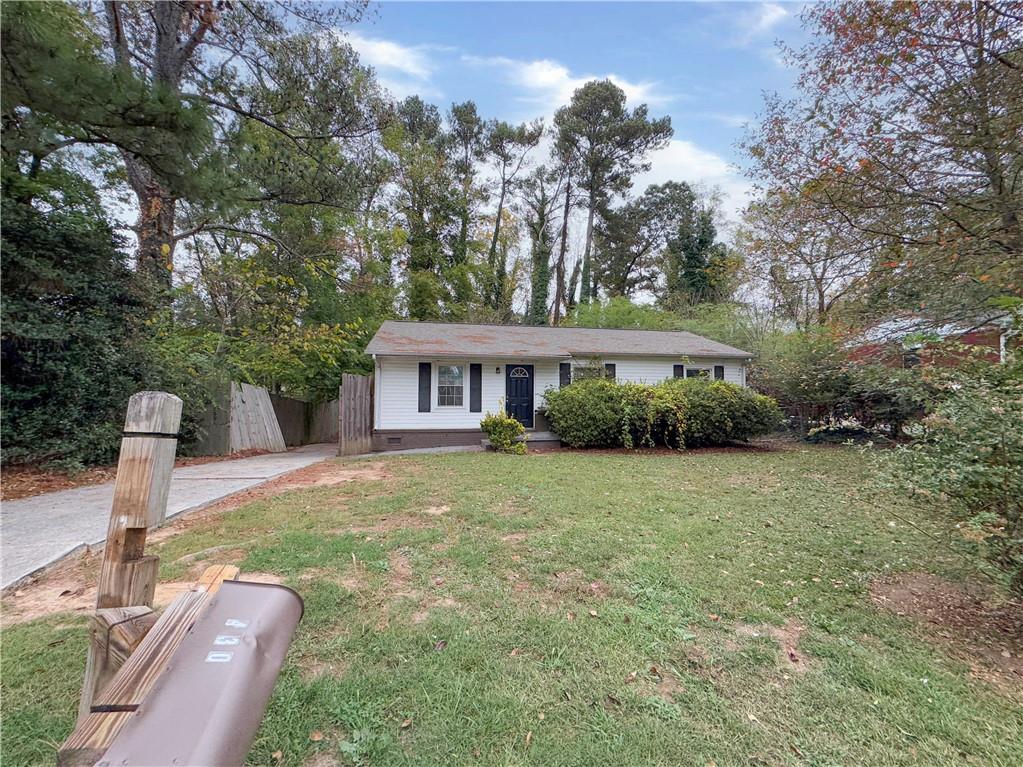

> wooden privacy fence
[196,382,338,455]
[229,382,287,453]
[339,373,373,456]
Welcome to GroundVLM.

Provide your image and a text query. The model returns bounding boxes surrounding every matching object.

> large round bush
[661,378,782,447]
[542,378,623,447]
[543,377,781,449]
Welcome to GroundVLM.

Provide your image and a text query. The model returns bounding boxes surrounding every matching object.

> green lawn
[3,446,1021,766]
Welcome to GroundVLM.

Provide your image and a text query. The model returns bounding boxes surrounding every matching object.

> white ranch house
[365,320,753,451]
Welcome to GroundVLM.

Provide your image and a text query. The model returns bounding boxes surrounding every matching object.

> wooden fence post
[78,391,182,719]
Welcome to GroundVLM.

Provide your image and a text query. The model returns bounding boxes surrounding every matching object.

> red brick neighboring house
[848,317,1014,369]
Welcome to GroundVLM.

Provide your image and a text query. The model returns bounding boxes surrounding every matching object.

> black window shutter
[604,363,616,380]
[418,362,431,412]
[469,363,482,412]
[673,364,685,378]
[559,362,571,388]
[714,365,725,380]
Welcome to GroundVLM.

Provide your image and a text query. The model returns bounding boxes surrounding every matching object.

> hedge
[543,377,782,449]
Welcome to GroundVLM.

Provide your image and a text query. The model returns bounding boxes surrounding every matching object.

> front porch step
[481,431,561,449]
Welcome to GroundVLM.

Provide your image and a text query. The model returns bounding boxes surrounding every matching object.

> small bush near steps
[480,411,526,454]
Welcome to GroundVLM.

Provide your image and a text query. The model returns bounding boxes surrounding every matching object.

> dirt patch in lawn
[548,569,614,600]
[507,568,615,610]
[412,596,463,624]
[298,655,351,681]
[303,746,344,767]
[386,550,416,598]
[144,461,393,546]
[734,618,812,674]
[870,572,1023,696]
[500,532,530,544]
[649,666,685,701]
[335,513,435,537]
[2,571,282,626]
[274,461,392,491]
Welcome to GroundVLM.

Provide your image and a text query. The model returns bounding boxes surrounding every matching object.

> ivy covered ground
[3,445,1021,766]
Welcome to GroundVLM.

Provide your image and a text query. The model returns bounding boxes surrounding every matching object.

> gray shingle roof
[366,321,753,359]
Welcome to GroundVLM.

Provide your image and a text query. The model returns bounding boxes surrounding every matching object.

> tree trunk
[552,177,572,325]
[486,185,508,309]
[104,0,212,292]
[566,257,581,313]
[579,191,595,305]
[125,158,177,289]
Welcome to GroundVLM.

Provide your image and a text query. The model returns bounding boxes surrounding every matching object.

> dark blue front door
[505,365,534,427]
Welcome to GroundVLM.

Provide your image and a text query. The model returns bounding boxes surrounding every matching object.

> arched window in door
[509,366,530,378]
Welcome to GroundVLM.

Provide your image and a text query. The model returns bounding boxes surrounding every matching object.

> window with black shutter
[417,362,431,412]
[559,362,571,388]
[469,363,482,412]
[673,364,685,378]
[714,365,725,380]
[604,363,616,380]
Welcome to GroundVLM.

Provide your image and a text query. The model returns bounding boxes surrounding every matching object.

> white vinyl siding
[605,358,745,386]
[375,358,560,430]
[374,356,747,430]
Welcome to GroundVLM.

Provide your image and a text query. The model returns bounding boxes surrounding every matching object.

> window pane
[437,365,463,406]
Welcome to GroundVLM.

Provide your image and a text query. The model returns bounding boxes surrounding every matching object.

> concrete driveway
[1,443,337,589]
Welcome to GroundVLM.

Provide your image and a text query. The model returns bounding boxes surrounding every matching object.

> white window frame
[435,361,467,408]
[570,358,606,381]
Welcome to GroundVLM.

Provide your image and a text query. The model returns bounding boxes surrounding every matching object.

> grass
[3,445,1021,766]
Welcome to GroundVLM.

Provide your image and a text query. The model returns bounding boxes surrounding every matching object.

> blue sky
[349,1,809,219]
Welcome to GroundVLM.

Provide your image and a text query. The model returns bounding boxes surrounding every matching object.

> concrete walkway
[1,443,337,589]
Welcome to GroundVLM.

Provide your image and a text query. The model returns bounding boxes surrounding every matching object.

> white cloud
[634,140,753,223]
[697,112,753,129]
[346,32,434,79]
[463,54,674,117]
[344,32,447,100]
[731,2,790,47]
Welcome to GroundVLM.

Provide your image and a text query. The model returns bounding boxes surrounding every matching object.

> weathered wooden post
[77,391,182,719]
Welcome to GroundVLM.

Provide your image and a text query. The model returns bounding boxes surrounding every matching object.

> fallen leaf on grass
[625,671,638,683]
[524,731,533,747]
[588,610,598,618]
[708,614,721,622]
[509,647,522,657]
[433,639,448,652]
[566,611,576,621]
[271,750,283,761]
[400,718,413,730]
[309,731,324,742]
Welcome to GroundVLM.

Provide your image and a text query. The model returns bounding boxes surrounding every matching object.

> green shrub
[480,411,526,454]
[543,377,781,449]
[751,329,943,438]
[541,379,623,448]
[0,198,152,469]
[877,372,1023,593]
